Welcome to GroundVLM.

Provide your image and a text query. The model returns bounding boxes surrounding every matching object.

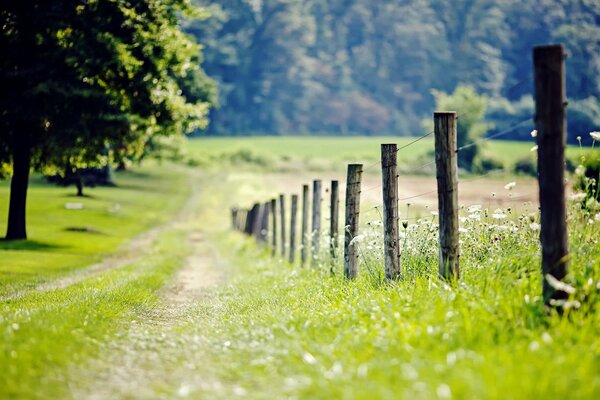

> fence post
[533,44,569,306]
[301,184,309,266]
[344,164,362,279]
[231,208,238,231]
[330,180,339,267]
[270,199,277,255]
[279,194,286,257]
[252,203,264,242]
[434,111,459,280]
[244,205,255,235]
[260,201,270,243]
[381,144,401,280]
[312,180,322,265]
[289,194,298,264]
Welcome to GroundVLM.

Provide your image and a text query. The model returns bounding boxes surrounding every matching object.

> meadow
[0,136,598,399]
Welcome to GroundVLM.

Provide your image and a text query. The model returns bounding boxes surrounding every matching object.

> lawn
[0,162,190,297]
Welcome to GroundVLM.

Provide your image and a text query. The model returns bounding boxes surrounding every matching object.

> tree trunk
[6,142,31,240]
[76,172,84,197]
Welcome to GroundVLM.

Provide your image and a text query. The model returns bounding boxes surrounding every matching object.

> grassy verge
[0,226,188,399]
[0,162,189,296]
[174,201,599,399]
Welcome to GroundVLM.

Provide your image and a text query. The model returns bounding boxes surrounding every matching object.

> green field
[1,137,599,399]
[185,136,588,173]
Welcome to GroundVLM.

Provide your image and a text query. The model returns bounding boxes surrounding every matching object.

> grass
[0,162,189,296]
[0,137,598,399]
[0,227,188,399]
[162,201,600,399]
[184,136,587,174]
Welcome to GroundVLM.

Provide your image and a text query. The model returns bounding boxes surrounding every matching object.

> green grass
[0,227,188,399]
[0,139,598,399]
[165,203,600,399]
[0,162,189,296]
[185,136,587,173]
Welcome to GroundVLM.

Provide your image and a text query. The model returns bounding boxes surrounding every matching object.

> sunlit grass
[0,162,189,296]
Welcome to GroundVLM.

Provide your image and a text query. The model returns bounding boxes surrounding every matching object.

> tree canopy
[188,0,600,140]
[0,0,215,239]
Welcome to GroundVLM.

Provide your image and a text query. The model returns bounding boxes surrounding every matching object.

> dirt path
[73,225,227,399]
[0,169,203,303]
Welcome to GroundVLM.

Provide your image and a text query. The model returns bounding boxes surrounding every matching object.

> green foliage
[573,150,600,212]
[0,0,215,171]
[188,0,600,136]
[430,85,490,170]
[513,157,537,176]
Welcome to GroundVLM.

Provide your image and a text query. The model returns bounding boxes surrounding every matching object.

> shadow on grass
[0,239,65,251]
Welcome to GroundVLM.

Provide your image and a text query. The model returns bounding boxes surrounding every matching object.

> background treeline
[187,0,600,143]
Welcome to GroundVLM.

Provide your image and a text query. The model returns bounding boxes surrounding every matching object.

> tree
[0,0,214,239]
[430,85,489,170]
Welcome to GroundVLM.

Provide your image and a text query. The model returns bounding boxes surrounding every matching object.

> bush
[513,157,537,176]
[473,156,504,174]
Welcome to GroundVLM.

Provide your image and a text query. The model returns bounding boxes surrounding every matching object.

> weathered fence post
[330,180,339,265]
[381,144,401,280]
[260,201,270,243]
[533,44,569,306]
[301,184,309,266]
[231,208,238,231]
[252,203,264,242]
[289,194,298,264]
[244,205,256,235]
[270,198,277,256]
[434,111,459,280]
[279,194,286,257]
[312,180,322,265]
[344,164,362,279]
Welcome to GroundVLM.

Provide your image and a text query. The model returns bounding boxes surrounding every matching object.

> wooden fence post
[434,111,459,280]
[381,144,401,280]
[271,198,277,256]
[252,203,264,242]
[330,180,339,265]
[312,180,322,265]
[289,194,298,264]
[231,208,238,230]
[244,205,255,235]
[533,44,569,305]
[344,164,362,279]
[301,184,309,266]
[279,194,286,257]
[260,201,270,243]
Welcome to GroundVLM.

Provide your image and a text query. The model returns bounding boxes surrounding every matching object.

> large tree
[0,0,214,239]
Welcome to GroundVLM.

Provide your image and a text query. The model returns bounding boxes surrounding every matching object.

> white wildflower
[492,209,506,219]
[468,213,481,221]
[590,131,600,141]
[467,205,481,213]
[504,181,516,190]
[574,165,585,177]
[348,235,365,247]
[530,145,538,152]
[545,274,576,294]
[529,222,541,231]
[530,129,538,138]
[431,211,439,216]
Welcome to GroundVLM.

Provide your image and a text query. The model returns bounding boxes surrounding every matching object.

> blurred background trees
[189,0,600,141]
